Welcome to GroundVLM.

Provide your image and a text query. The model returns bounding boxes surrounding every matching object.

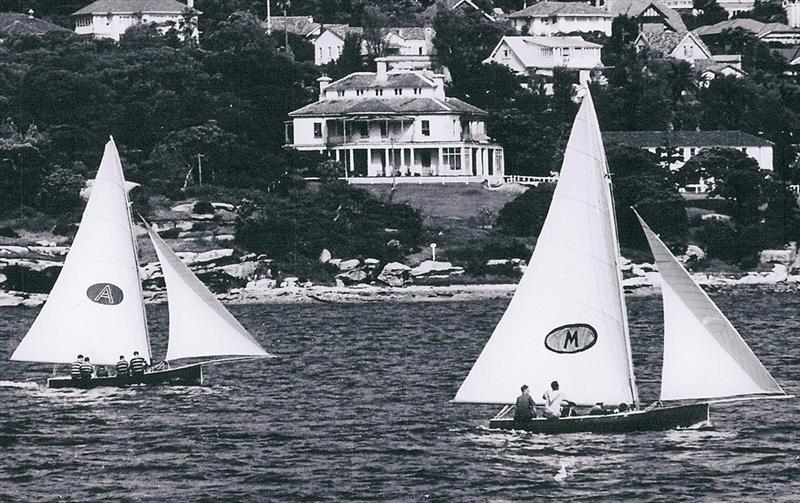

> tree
[0,120,49,212]
[37,166,86,215]
[684,0,729,30]
[433,9,508,85]
[495,184,555,236]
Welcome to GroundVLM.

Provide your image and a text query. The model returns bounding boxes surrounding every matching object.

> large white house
[483,36,603,83]
[602,130,773,171]
[285,59,504,182]
[72,0,198,41]
[508,1,614,36]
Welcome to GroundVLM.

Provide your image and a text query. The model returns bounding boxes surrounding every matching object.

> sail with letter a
[144,223,271,362]
[453,90,637,406]
[11,138,150,366]
[635,211,785,401]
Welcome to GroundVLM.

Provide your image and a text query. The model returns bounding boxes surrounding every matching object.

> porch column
[385,147,390,176]
[401,148,406,174]
[437,147,443,176]
[335,149,340,162]
[410,148,415,175]
[366,147,371,177]
[348,149,354,179]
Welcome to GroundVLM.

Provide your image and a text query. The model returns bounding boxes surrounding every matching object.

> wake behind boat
[453,90,790,434]
[10,138,272,389]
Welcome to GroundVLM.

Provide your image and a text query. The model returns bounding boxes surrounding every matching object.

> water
[0,287,798,501]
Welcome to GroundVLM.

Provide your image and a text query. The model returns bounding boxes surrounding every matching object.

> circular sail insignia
[544,324,597,354]
[86,283,124,305]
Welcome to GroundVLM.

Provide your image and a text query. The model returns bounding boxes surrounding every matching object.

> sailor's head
[77,354,83,359]
[133,351,139,356]
[520,384,529,394]
[84,357,90,362]
[119,355,125,360]
[551,381,559,391]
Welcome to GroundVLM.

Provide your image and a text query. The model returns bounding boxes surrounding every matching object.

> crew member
[129,351,147,377]
[96,366,109,377]
[116,355,130,377]
[543,381,574,419]
[70,354,84,380]
[514,384,537,428]
[80,356,94,381]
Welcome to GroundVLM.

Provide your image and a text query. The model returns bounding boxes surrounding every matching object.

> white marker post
[430,243,437,261]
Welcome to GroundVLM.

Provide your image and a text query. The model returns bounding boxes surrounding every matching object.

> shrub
[496,184,555,236]
[158,228,180,239]
[193,200,215,214]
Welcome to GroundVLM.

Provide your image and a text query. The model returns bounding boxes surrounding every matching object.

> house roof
[383,26,434,41]
[420,0,495,21]
[637,30,711,59]
[262,15,316,35]
[693,18,800,38]
[289,96,486,117]
[0,13,70,35]
[605,0,687,32]
[602,130,773,147]
[72,0,191,15]
[325,71,435,91]
[487,36,602,67]
[509,1,614,18]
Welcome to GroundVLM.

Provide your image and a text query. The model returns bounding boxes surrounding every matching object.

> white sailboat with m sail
[453,90,790,433]
[11,138,272,389]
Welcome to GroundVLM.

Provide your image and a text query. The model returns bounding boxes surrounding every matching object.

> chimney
[317,75,332,100]
[432,73,445,100]
[187,0,194,8]
[376,58,388,81]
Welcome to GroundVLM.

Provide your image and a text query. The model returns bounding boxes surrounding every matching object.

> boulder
[329,258,342,268]
[28,246,70,257]
[319,249,332,263]
[738,264,788,285]
[336,269,368,285]
[170,203,195,213]
[176,249,236,267]
[220,262,258,280]
[0,246,30,257]
[246,278,276,291]
[377,262,411,287]
[211,202,236,212]
[338,259,360,271]
[364,258,380,266]
[760,246,796,265]
[411,260,457,277]
[0,291,25,307]
[280,277,299,288]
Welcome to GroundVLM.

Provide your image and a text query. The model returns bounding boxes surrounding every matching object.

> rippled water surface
[1,287,798,501]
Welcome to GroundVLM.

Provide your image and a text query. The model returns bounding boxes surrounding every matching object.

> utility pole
[266,0,272,35]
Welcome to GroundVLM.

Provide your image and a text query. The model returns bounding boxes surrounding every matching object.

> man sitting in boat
[514,385,537,427]
[80,356,94,381]
[129,352,147,377]
[116,355,129,377]
[96,366,109,378]
[70,354,84,380]
[542,381,574,419]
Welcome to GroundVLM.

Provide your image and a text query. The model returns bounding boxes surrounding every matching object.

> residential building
[508,2,614,36]
[72,0,198,41]
[420,0,496,22]
[693,18,800,45]
[787,0,800,28]
[635,29,712,62]
[659,0,754,15]
[0,11,70,38]
[483,36,603,83]
[285,59,504,182]
[697,55,747,86]
[602,130,773,172]
[603,0,688,33]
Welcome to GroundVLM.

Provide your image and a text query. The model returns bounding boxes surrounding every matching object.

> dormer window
[375,89,384,96]
[394,88,402,95]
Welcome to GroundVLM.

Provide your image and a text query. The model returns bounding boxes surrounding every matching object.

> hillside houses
[508,2,614,36]
[0,11,70,38]
[72,0,199,41]
[484,36,603,83]
[693,18,800,45]
[285,60,504,182]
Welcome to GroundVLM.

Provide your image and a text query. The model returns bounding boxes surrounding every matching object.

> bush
[496,185,555,236]
[0,226,19,238]
[158,228,180,239]
[447,239,531,276]
[37,167,86,215]
[193,200,215,214]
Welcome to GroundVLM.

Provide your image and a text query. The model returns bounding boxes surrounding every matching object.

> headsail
[635,211,785,401]
[12,138,151,366]
[144,223,271,362]
[453,90,637,406]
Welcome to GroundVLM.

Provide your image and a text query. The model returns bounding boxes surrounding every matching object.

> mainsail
[145,224,271,362]
[12,138,150,366]
[453,91,637,406]
[636,212,785,401]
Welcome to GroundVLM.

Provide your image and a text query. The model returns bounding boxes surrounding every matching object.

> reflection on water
[0,287,798,500]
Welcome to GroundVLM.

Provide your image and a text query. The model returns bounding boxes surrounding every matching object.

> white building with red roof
[285,59,504,182]
[72,0,199,41]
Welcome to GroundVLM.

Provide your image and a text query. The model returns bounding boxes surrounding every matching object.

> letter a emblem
[94,284,115,304]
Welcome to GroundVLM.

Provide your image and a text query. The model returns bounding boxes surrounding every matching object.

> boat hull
[489,403,710,434]
[47,364,202,389]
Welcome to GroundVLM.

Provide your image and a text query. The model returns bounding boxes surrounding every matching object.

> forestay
[12,138,150,366]
[453,91,637,406]
[145,224,271,362]
[636,212,785,401]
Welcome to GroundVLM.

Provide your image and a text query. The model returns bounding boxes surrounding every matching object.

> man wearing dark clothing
[514,384,537,428]
[116,355,129,377]
[70,354,84,380]
[80,357,94,381]
[129,352,147,377]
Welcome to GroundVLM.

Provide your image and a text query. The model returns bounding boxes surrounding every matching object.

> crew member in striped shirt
[70,354,84,380]
[115,355,129,377]
[79,356,94,381]
[129,351,147,377]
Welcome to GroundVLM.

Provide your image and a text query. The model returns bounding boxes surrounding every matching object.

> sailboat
[10,138,271,389]
[453,90,790,433]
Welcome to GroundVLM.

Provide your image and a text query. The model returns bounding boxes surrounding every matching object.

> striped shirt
[80,362,93,378]
[70,361,82,378]
[116,360,129,376]
[129,357,146,375]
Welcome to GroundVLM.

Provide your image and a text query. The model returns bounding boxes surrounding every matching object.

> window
[375,88,383,96]
[503,49,509,58]
[285,123,294,144]
[380,122,388,137]
[359,122,369,137]
[418,47,423,55]
[337,90,345,97]
[356,89,364,96]
[413,88,422,95]
[394,88,402,95]
[563,47,571,58]
[313,122,322,139]
[684,45,693,57]
[689,148,696,156]
[442,148,461,170]
[421,120,430,137]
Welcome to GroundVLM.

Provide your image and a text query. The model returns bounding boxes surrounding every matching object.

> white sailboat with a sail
[453,90,790,433]
[11,138,271,389]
